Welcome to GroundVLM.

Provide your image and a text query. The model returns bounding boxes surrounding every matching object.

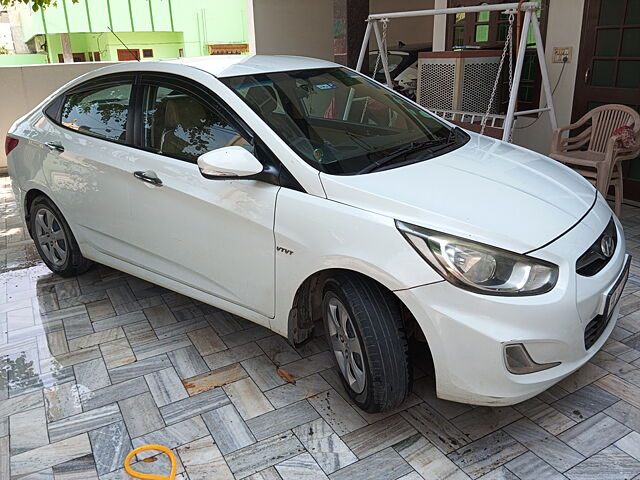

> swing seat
[430,109,509,139]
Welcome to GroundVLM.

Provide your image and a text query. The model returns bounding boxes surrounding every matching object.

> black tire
[29,195,92,277]
[322,272,410,413]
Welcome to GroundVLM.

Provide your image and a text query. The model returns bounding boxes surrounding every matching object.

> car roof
[166,54,340,78]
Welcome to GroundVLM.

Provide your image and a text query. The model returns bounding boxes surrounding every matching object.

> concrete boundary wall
[0,61,119,170]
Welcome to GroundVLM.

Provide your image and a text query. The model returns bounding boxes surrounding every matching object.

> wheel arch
[287,267,433,365]
[23,187,52,238]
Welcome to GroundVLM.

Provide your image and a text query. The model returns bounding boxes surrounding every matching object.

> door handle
[584,66,591,85]
[133,170,163,186]
[45,141,64,152]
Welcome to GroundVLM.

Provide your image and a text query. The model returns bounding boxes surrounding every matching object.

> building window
[143,49,154,58]
[446,0,549,112]
[94,51,101,61]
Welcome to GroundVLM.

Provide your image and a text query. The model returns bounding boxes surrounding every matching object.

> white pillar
[60,33,73,63]
[432,0,447,52]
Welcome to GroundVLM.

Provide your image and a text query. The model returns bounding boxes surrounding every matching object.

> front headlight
[396,220,558,296]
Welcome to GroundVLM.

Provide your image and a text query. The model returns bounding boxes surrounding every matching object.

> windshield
[221,67,468,175]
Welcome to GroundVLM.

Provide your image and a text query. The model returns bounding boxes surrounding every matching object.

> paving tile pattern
[3,174,640,479]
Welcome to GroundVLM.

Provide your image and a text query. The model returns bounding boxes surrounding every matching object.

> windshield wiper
[357,137,452,174]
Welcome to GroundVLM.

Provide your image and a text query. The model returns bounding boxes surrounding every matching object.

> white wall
[370,0,435,48]
[512,0,586,154]
[249,0,334,60]
[0,62,118,170]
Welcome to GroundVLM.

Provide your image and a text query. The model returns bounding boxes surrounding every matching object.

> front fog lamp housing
[504,343,560,375]
[396,220,559,296]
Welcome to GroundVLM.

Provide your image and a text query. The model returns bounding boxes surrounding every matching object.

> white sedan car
[6,55,629,412]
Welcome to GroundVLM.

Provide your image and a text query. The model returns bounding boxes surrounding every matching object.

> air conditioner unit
[417,50,503,114]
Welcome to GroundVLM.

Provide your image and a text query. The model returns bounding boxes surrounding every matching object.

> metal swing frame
[355,2,558,142]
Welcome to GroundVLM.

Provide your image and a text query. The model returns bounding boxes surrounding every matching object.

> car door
[124,74,278,319]
[43,74,139,261]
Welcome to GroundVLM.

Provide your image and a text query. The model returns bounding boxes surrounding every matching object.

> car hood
[319,134,597,253]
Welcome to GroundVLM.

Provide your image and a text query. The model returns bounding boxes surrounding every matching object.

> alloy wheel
[325,295,367,394]
[34,207,68,267]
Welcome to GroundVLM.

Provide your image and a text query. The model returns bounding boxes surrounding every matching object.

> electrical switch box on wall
[553,47,572,63]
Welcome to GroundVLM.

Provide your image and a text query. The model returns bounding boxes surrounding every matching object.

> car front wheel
[322,272,410,413]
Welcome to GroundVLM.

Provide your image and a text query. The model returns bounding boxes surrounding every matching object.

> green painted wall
[0,54,48,66]
[19,0,248,61]
[46,31,184,62]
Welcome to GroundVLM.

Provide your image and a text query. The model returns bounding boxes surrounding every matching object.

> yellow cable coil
[124,445,177,480]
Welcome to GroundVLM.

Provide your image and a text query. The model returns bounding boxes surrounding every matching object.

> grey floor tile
[48,403,122,443]
[88,420,132,476]
[615,431,640,461]
[81,377,149,411]
[558,412,631,456]
[513,397,576,436]
[224,377,274,420]
[182,363,248,396]
[62,314,94,340]
[342,415,417,459]
[51,453,99,480]
[74,358,110,392]
[247,400,319,441]
[177,435,234,480]
[565,445,640,480]
[167,345,209,379]
[395,433,469,480]
[145,367,189,407]
[241,355,286,391]
[10,433,92,479]
[160,387,230,425]
[154,318,208,340]
[451,406,522,441]
[0,436,8,480]
[264,374,331,409]
[606,400,640,433]
[10,405,49,455]
[67,327,125,351]
[0,389,43,418]
[292,418,357,474]
[552,384,620,422]
[133,334,192,361]
[504,418,584,472]
[277,351,335,380]
[107,354,173,384]
[187,327,227,356]
[307,389,367,436]
[203,342,263,371]
[275,452,329,480]
[244,467,283,480]
[143,304,177,329]
[122,321,157,348]
[202,403,256,454]
[44,382,82,422]
[256,335,301,366]
[401,402,470,454]
[504,451,565,480]
[329,447,412,480]
[557,363,608,393]
[132,415,209,459]
[85,299,115,321]
[119,392,164,438]
[448,430,527,479]
[91,311,147,333]
[221,325,273,349]
[596,375,640,410]
[99,337,135,370]
[225,431,305,479]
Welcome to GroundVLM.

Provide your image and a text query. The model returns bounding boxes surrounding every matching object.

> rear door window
[61,83,132,143]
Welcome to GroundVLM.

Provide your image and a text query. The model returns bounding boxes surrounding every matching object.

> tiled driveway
[2,173,640,480]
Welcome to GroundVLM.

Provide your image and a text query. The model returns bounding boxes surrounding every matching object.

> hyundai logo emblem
[601,234,615,258]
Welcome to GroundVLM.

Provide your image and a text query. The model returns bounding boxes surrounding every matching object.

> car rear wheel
[29,196,92,277]
[322,272,410,412]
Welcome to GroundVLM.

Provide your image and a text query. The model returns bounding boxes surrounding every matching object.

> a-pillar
[333,0,369,69]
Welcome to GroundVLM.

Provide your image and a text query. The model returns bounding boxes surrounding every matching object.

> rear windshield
[221,67,468,175]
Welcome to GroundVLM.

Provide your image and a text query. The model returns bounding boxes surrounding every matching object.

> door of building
[117,49,140,61]
[574,0,640,200]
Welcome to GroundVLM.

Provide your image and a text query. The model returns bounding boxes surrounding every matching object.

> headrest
[164,95,208,130]
[245,85,278,115]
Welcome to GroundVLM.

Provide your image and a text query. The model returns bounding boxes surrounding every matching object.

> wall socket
[553,47,572,63]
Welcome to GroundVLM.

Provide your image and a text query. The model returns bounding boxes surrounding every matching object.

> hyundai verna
[6,55,630,412]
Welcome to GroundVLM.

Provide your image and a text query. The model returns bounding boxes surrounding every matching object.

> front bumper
[397,196,628,406]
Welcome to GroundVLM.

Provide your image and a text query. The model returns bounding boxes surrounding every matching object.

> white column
[432,0,447,52]
[60,33,73,63]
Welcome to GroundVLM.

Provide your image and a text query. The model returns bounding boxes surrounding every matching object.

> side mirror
[197,146,263,179]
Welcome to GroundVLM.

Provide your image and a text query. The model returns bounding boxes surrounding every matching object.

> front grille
[584,313,610,350]
[576,218,617,277]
